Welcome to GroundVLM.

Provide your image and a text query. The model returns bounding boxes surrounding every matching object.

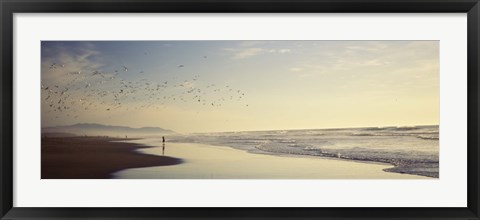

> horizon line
[42,122,439,135]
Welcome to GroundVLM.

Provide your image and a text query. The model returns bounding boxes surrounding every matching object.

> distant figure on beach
[162,136,166,155]
[125,135,127,139]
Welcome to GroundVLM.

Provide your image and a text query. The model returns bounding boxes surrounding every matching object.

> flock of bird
[42,55,249,120]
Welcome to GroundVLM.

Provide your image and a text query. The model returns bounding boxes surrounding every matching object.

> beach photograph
[41,41,439,179]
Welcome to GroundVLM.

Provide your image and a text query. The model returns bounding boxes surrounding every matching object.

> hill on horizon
[41,123,175,137]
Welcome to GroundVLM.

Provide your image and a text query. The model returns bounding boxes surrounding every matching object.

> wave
[254,142,438,178]
[350,132,439,140]
[394,126,420,131]
[362,126,420,131]
[416,135,439,140]
[362,127,393,131]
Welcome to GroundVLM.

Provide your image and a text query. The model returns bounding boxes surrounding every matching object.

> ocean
[169,125,439,178]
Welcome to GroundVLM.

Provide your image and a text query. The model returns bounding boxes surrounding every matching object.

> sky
[41,41,439,133]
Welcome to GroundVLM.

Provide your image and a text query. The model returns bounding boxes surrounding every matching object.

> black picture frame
[1,0,479,219]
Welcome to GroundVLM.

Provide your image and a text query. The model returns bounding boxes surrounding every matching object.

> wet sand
[41,137,182,179]
[114,139,430,179]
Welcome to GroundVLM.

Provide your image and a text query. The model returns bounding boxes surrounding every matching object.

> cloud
[361,59,390,67]
[180,81,195,88]
[268,49,291,54]
[238,41,266,47]
[232,48,264,59]
[224,47,264,60]
[225,47,292,59]
[41,43,106,86]
[289,67,303,72]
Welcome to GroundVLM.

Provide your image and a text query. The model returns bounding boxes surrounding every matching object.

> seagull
[49,63,57,70]
[123,65,128,72]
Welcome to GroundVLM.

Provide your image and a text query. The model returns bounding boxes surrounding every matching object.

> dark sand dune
[41,137,182,179]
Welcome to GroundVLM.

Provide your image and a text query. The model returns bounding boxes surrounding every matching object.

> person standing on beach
[162,136,166,155]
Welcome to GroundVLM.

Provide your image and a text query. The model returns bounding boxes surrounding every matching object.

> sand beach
[41,137,182,179]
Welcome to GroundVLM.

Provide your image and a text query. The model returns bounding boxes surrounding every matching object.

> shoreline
[116,140,429,179]
[168,141,437,178]
[178,141,395,166]
[41,137,182,179]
